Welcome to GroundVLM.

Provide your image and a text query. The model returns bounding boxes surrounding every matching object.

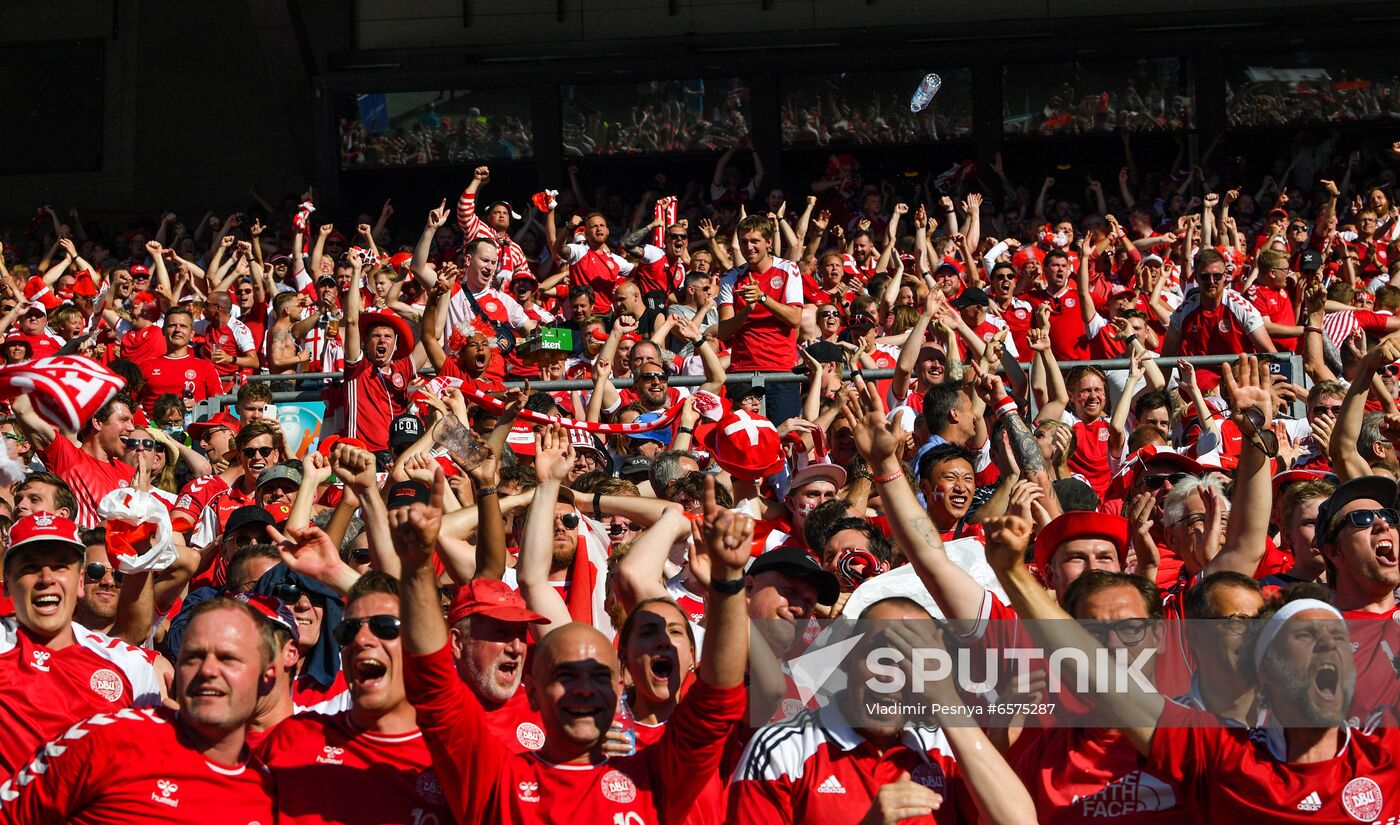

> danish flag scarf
[0,356,124,432]
[456,385,683,434]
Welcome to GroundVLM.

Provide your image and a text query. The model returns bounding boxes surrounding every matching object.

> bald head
[531,622,619,684]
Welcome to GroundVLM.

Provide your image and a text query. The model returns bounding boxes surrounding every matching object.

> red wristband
[993,396,1019,419]
[874,468,904,485]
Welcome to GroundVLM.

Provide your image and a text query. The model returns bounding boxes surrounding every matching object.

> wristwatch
[710,577,745,596]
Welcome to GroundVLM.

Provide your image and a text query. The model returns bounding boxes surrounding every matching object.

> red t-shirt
[1012,725,1186,823]
[1246,283,1297,352]
[1169,291,1265,389]
[565,243,633,315]
[480,688,549,755]
[41,437,134,529]
[256,710,453,825]
[0,706,275,825]
[719,258,804,372]
[402,643,745,825]
[1063,413,1113,498]
[1149,701,1400,824]
[200,320,257,385]
[1027,286,1092,361]
[138,353,224,415]
[345,355,417,453]
[120,325,165,365]
[1341,606,1400,728]
[0,619,160,777]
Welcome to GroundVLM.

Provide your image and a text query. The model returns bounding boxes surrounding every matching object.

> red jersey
[564,243,635,315]
[1012,726,1185,823]
[172,474,232,532]
[119,324,165,365]
[41,436,134,529]
[996,299,1035,363]
[1246,283,1297,352]
[0,619,161,777]
[730,701,973,824]
[345,355,417,453]
[138,353,223,415]
[1149,701,1400,824]
[1341,606,1400,728]
[256,710,453,825]
[719,257,803,372]
[480,688,549,755]
[1062,413,1113,498]
[292,670,351,716]
[0,706,274,825]
[403,643,745,825]
[1027,286,1092,361]
[1169,290,1265,379]
[198,319,257,386]
[446,284,529,385]
[633,245,684,297]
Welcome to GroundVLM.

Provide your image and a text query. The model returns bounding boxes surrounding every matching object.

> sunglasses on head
[84,562,123,584]
[1144,472,1190,490]
[332,615,401,647]
[242,446,276,459]
[122,437,157,451]
[556,512,580,529]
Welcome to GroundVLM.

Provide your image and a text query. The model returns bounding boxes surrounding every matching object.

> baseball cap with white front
[4,512,85,568]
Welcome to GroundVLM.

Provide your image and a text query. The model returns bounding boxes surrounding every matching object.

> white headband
[1252,598,1346,672]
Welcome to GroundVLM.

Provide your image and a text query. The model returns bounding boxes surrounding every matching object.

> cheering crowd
[3,127,1400,823]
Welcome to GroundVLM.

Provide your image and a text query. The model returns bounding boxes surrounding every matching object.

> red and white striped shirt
[456,190,529,280]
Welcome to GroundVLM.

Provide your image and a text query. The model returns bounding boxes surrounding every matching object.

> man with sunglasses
[1312,475,1400,725]
[258,572,453,825]
[197,291,258,392]
[174,420,283,559]
[1160,249,1275,391]
[621,202,687,299]
[72,528,123,637]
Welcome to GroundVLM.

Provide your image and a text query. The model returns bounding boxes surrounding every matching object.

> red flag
[0,356,125,432]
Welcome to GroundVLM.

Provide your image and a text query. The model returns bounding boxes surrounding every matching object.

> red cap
[318,435,370,457]
[129,264,150,276]
[506,422,536,456]
[387,251,414,273]
[1268,207,1289,222]
[5,512,84,566]
[187,411,242,440]
[265,502,293,525]
[71,271,98,298]
[1032,512,1129,578]
[447,579,549,626]
[359,311,414,360]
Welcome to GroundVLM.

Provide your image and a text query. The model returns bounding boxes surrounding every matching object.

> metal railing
[190,351,1309,422]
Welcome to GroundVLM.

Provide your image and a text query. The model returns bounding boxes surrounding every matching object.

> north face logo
[1074,771,1177,817]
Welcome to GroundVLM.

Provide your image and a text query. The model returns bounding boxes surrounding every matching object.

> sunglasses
[668,234,687,241]
[271,582,308,605]
[636,372,666,382]
[607,521,639,537]
[332,615,402,647]
[122,437,157,451]
[1083,618,1152,646]
[84,562,124,584]
[242,446,276,459]
[226,532,261,549]
[1312,405,1343,416]
[1329,508,1400,542]
[556,512,580,529]
[817,311,840,319]
[351,548,371,564]
[1289,225,1308,232]
[1381,365,1400,378]
[1197,272,1227,283]
[1144,472,1190,490]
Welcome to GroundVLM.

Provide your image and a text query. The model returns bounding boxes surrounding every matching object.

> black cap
[1299,249,1324,274]
[951,286,990,309]
[387,480,431,509]
[794,341,846,374]
[1314,475,1398,548]
[617,455,652,478]
[224,505,274,537]
[748,547,840,606]
[1053,477,1100,512]
[729,382,766,401]
[390,414,425,450]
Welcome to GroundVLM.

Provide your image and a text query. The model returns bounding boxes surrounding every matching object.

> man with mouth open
[0,597,276,824]
[0,512,162,776]
[397,465,751,825]
[985,512,1400,825]
[257,571,453,824]
[344,254,428,467]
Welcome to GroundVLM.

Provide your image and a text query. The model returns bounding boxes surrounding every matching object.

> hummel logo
[817,775,846,794]
[1297,791,1322,812]
[29,651,51,672]
[316,746,345,765]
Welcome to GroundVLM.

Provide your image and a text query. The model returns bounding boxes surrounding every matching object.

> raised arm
[843,382,987,631]
[1203,356,1277,577]
[413,200,450,289]
[1332,334,1400,480]
[515,426,578,636]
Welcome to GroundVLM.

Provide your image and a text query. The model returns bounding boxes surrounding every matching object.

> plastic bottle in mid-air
[911,73,943,113]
